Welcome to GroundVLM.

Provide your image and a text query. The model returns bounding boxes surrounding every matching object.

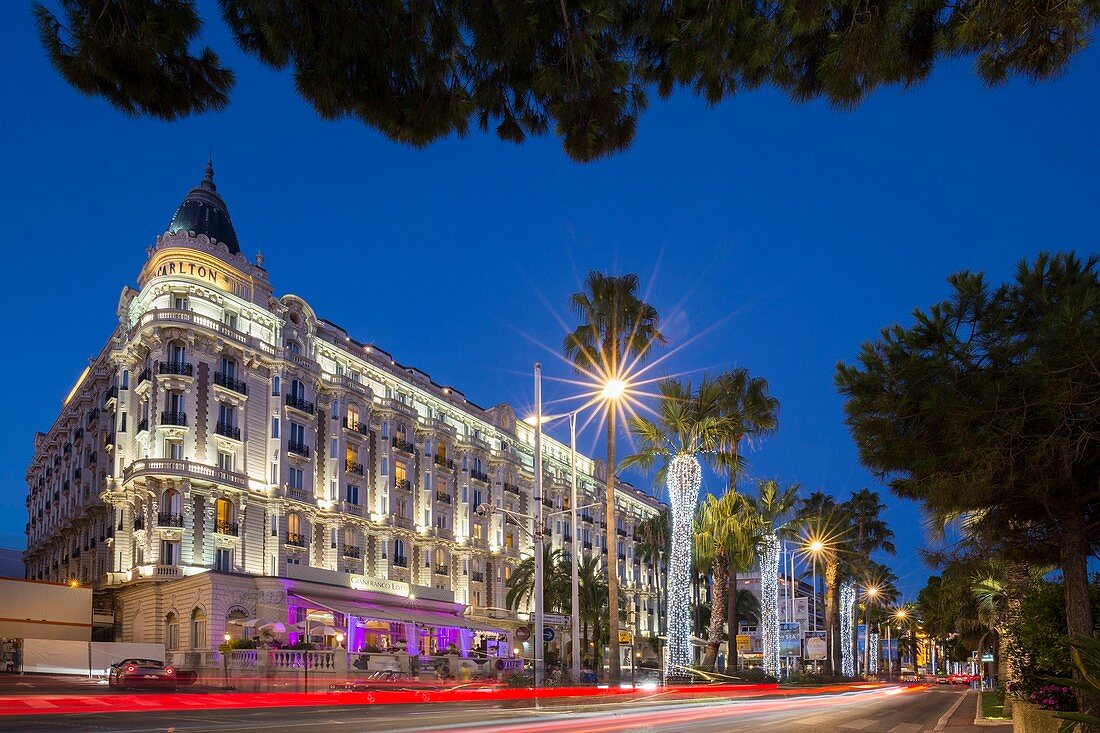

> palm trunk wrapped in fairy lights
[840,580,856,677]
[664,453,700,680]
[757,533,781,677]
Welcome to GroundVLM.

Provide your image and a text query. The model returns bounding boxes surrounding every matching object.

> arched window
[165,611,179,650]
[343,527,356,547]
[346,403,360,429]
[286,340,301,354]
[436,443,446,460]
[393,539,405,562]
[190,607,207,650]
[287,512,302,545]
[434,547,445,566]
[290,379,305,400]
[215,498,234,533]
[396,424,407,442]
[160,488,181,516]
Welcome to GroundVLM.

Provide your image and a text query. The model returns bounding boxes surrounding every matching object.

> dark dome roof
[167,160,239,253]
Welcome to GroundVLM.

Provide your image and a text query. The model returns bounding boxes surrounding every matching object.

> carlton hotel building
[23,164,664,665]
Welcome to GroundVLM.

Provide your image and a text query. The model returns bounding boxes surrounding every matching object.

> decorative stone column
[181,480,195,565]
[201,494,216,567]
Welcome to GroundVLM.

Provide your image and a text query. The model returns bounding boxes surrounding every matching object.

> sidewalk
[937,691,1011,732]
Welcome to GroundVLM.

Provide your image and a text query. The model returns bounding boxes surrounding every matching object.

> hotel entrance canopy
[290,593,507,634]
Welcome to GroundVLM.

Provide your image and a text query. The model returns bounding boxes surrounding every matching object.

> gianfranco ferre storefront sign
[350,575,410,597]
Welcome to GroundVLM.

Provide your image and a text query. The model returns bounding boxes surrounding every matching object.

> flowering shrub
[1025,683,1077,712]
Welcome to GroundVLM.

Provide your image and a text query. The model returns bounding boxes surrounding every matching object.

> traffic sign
[514,626,531,642]
[543,614,570,626]
[543,626,556,643]
[618,630,632,644]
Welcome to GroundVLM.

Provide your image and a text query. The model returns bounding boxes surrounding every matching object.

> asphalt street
[0,686,969,733]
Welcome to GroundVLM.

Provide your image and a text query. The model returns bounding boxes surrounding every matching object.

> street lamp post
[569,411,580,682]
[534,363,545,689]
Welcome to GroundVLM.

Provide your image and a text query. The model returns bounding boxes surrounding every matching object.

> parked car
[107,658,177,691]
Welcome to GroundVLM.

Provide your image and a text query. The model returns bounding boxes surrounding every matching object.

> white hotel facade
[22,164,663,668]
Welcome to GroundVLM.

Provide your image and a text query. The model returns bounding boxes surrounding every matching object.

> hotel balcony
[343,545,361,559]
[213,371,248,395]
[215,520,239,536]
[160,411,188,427]
[391,436,416,454]
[285,394,315,415]
[503,482,521,496]
[159,361,194,377]
[215,421,241,440]
[123,458,249,491]
[435,492,452,505]
[471,571,485,583]
[469,470,490,484]
[137,367,152,387]
[137,418,149,433]
[343,418,369,436]
[433,455,455,470]
[345,460,364,476]
[391,556,409,568]
[156,512,183,527]
[435,564,450,576]
[395,478,411,492]
[285,532,306,548]
[287,440,311,458]
[133,517,146,530]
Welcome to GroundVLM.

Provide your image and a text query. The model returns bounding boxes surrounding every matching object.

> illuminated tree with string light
[742,480,802,678]
[621,377,735,680]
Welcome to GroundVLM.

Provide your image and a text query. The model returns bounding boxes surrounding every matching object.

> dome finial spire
[202,153,216,192]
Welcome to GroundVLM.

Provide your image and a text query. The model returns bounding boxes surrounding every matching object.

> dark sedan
[107,658,177,690]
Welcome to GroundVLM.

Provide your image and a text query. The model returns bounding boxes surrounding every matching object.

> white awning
[292,593,506,634]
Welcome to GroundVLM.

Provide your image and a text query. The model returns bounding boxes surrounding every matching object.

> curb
[934,690,970,732]
[973,689,1011,727]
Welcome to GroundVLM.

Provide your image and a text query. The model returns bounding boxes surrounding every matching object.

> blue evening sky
[2,2,1097,600]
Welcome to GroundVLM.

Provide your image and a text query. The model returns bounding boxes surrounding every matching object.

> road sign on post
[543,614,570,626]
[515,626,531,642]
[543,627,556,643]
[618,630,632,644]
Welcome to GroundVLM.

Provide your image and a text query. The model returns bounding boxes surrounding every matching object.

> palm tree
[564,271,664,682]
[622,377,731,679]
[506,546,572,614]
[743,479,802,677]
[635,508,669,634]
[841,489,896,672]
[576,553,607,668]
[712,368,779,668]
[693,491,751,671]
[797,491,848,675]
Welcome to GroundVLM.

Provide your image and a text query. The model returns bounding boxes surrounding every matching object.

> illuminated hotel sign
[141,248,250,298]
[152,258,229,288]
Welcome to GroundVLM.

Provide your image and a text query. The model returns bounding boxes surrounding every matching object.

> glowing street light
[600,377,627,401]
[808,539,825,554]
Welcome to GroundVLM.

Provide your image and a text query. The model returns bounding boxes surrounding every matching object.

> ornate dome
[167,160,240,253]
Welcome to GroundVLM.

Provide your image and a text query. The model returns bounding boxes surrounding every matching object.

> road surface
[0,685,969,733]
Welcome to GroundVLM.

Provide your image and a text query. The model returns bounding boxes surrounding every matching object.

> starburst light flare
[758,533,781,677]
[664,452,700,681]
[840,580,856,677]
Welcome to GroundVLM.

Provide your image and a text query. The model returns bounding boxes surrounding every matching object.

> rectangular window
[272,376,280,396]
[119,412,127,432]
[222,311,237,330]
[173,296,189,310]
[160,540,177,565]
[289,467,304,489]
[331,438,338,456]
[271,417,280,438]
[346,484,359,504]
[167,440,183,460]
[381,457,389,475]
[215,548,231,572]
[290,422,305,444]
[218,451,234,472]
[271,463,278,484]
[330,480,337,500]
[472,490,482,508]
